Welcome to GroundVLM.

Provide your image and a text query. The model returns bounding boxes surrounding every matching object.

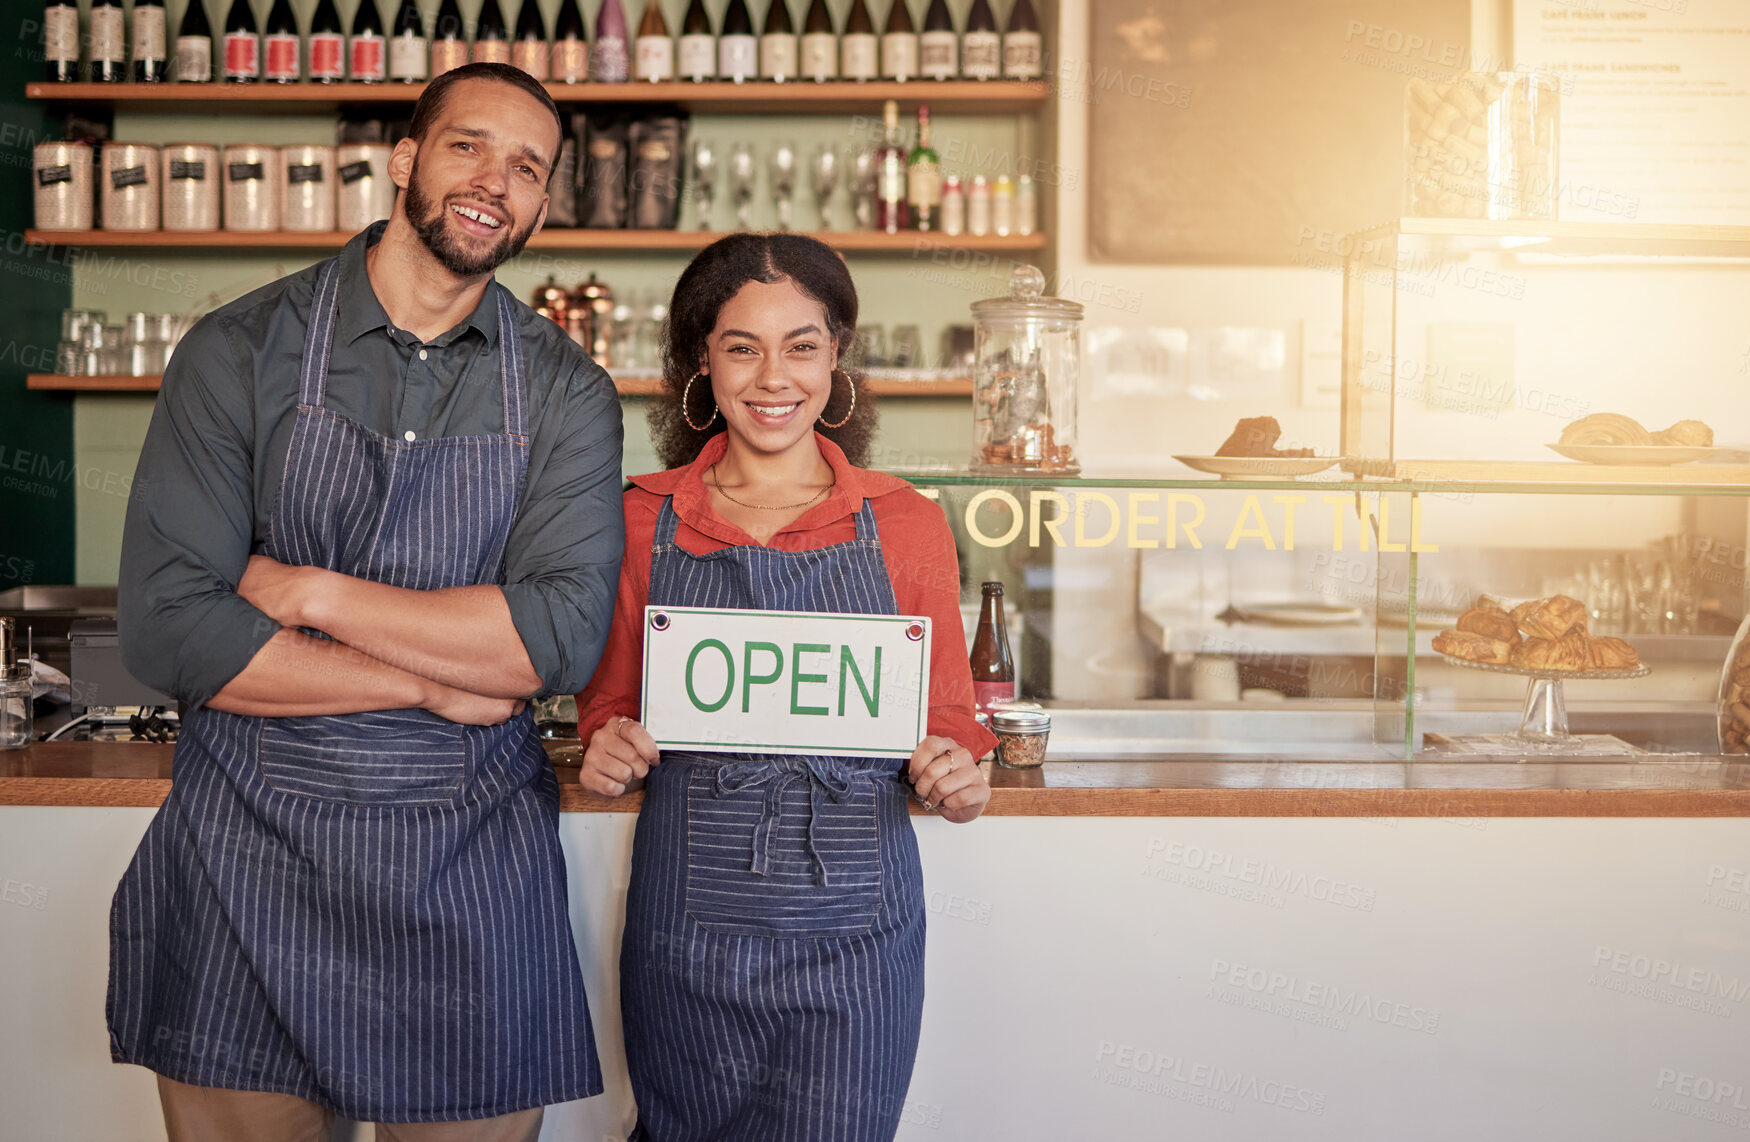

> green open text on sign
[640,607,932,758]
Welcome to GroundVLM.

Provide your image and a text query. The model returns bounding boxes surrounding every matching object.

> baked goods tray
[1437,654,1650,681]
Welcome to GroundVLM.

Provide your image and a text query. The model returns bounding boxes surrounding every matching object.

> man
[110,64,622,1142]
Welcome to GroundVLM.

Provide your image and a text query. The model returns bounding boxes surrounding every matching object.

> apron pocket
[684,764,883,938]
[258,709,467,806]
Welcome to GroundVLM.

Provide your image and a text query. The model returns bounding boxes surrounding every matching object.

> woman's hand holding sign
[581,715,661,796]
[907,736,990,824]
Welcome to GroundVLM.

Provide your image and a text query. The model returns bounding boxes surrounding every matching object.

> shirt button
[403,430,416,442]
[418,349,428,361]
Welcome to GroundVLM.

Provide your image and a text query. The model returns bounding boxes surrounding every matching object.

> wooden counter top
[7,741,1750,816]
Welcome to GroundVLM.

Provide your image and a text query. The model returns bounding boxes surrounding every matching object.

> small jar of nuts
[991,705,1051,769]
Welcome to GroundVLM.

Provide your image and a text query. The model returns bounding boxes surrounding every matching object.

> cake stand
[1438,654,1650,743]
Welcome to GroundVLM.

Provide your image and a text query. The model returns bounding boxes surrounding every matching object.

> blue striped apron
[107,257,603,1122]
[623,497,927,1142]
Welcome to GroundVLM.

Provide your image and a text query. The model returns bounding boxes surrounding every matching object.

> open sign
[640,607,931,757]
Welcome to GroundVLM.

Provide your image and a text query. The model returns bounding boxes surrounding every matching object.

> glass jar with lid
[970,264,1082,474]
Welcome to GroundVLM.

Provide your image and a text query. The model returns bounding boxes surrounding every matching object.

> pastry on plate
[1587,636,1640,671]
[1650,419,1714,447]
[1559,413,1654,447]
[1511,631,1590,672]
[1517,594,1588,641]
[1455,606,1520,645]
[1214,416,1315,458]
[1433,630,1514,665]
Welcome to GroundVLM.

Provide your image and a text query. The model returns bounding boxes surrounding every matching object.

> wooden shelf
[24,228,1046,253]
[27,373,972,397]
[26,80,1049,115]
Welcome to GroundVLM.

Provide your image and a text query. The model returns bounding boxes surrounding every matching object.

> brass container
[568,272,615,366]
[531,275,571,328]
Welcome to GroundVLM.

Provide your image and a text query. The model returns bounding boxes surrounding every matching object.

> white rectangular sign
[640,606,931,758]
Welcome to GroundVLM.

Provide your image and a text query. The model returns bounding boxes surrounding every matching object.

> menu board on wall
[1086,0,1468,265]
[1513,0,1750,224]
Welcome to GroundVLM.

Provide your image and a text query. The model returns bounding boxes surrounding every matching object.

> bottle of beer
[132,0,169,82]
[429,0,468,75]
[799,0,835,82]
[44,0,81,83]
[513,0,549,79]
[677,0,714,81]
[262,0,300,82]
[552,0,589,82]
[174,0,214,82]
[919,0,955,81]
[874,98,904,232]
[962,0,999,81]
[593,0,630,82]
[718,0,757,84]
[388,0,427,83]
[222,0,259,81]
[969,581,1018,718]
[89,0,126,81]
[880,0,916,82]
[1003,0,1042,79]
[840,0,876,82]
[308,0,346,82]
[633,0,673,82]
[759,0,797,83]
[473,0,511,64]
[350,0,387,82]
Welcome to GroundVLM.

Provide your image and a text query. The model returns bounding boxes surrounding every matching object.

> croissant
[1559,413,1653,447]
[1650,419,1713,447]
[1434,630,1514,665]
[1511,631,1590,672]
[1518,595,1588,640]
[1587,636,1639,671]
[1456,606,1520,645]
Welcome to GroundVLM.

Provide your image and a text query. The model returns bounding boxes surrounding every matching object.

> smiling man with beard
[109,63,623,1142]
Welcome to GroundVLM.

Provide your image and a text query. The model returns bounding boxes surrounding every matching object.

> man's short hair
[407,63,565,159]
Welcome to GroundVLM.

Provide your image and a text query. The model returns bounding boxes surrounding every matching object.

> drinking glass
[849,145,877,230]
[728,142,757,230]
[768,139,797,231]
[889,323,922,369]
[811,143,840,230]
[689,137,718,231]
[856,323,887,368]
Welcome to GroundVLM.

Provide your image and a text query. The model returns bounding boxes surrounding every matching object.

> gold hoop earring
[818,368,855,429]
[681,371,717,432]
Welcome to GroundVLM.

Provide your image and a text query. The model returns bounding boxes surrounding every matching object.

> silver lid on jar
[990,706,1050,733]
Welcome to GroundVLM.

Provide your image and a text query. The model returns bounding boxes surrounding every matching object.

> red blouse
[575,432,997,760]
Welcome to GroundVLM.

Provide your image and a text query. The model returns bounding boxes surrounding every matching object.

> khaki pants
[157,1075,545,1142]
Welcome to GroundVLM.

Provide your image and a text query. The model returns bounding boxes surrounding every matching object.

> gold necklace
[708,462,835,511]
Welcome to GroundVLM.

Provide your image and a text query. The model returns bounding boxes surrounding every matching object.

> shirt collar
[631,433,912,547]
[333,221,502,349]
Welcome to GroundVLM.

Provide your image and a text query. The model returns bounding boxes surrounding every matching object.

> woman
[575,232,995,1141]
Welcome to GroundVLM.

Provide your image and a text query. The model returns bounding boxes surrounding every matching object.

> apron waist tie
[713,758,861,886]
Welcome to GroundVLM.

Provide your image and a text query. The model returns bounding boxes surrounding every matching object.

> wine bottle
[840,0,876,82]
[633,1,673,82]
[44,0,80,82]
[263,0,300,82]
[430,0,468,75]
[174,0,213,82]
[473,0,511,64]
[677,0,714,81]
[513,0,549,79]
[1003,0,1041,80]
[918,0,954,80]
[552,0,588,82]
[593,0,629,80]
[718,0,756,83]
[388,0,426,81]
[222,0,259,81]
[799,0,834,82]
[759,0,796,82]
[962,0,998,80]
[132,0,169,81]
[874,99,905,232]
[969,581,1018,717]
[309,0,346,82]
[906,103,940,229]
[350,0,387,81]
[880,0,915,83]
[89,0,126,82]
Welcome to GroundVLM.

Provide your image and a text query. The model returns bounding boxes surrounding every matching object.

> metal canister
[280,144,336,232]
[335,143,395,232]
[531,275,571,328]
[223,144,280,232]
[34,141,94,230]
[160,143,220,231]
[568,273,615,365]
[101,143,160,231]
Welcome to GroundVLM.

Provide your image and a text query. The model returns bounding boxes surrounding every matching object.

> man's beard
[404,162,538,278]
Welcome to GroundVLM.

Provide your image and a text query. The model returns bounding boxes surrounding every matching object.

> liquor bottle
[552,0,588,82]
[593,0,629,81]
[89,0,126,81]
[969,581,1018,718]
[874,99,905,232]
[961,0,998,80]
[718,0,756,83]
[939,173,963,235]
[44,0,80,82]
[309,0,346,82]
[880,0,915,82]
[350,0,387,81]
[1015,173,1035,234]
[799,0,835,82]
[633,0,673,82]
[473,0,511,64]
[966,172,989,234]
[918,0,954,80]
[388,0,427,81]
[513,0,549,78]
[1003,0,1041,79]
[840,0,876,81]
[759,0,796,83]
[222,0,260,81]
[430,0,468,75]
[991,173,1013,235]
[174,0,213,81]
[906,104,940,229]
[132,0,169,81]
[263,0,301,82]
[677,0,714,81]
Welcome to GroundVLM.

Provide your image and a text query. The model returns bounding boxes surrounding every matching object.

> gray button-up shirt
[120,222,625,705]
